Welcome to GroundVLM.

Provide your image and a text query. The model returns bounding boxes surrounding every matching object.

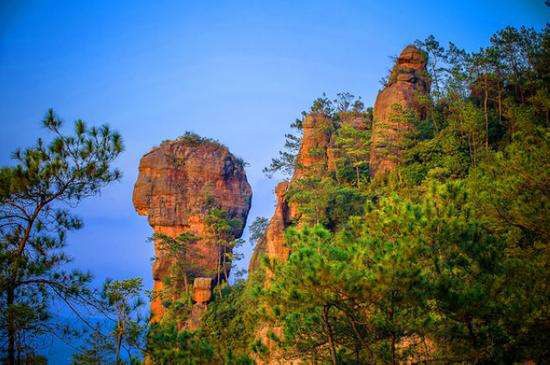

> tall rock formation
[249,111,369,364]
[133,136,252,322]
[251,111,369,270]
[249,45,428,363]
[293,113,333,180]
[370,45,429,178]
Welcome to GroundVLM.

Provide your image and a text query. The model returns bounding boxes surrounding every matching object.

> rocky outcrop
[133,136,252,322]
[251,114,333,270]
[250,111,372,363]
[251,110,371,270]
[248,182,291,273]
[187,277,213,331]
[370,45,429,178]
[249,114,336,364]
[249,45,428,363]
[293,113,333,180]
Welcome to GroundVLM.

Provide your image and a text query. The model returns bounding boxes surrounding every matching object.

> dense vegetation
[202,25,550,364]
[1,24,548,364]
[0,111,125,364]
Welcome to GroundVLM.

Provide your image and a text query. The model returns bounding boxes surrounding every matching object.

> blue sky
[1,0,548,362]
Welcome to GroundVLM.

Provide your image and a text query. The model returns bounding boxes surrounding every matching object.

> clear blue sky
[1,0,547,362]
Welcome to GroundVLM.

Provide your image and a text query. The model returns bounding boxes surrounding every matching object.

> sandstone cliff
[251,111,369,270]
[133,135,252,322]
[249,111,369,364]
[249,45,428,363]
[370,45,429,178]
[252,46,428,277]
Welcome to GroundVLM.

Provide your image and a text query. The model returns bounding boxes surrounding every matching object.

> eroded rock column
[133,137,252,323]
[370,45,429,177]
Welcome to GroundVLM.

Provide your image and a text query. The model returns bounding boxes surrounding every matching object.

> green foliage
[263,92,366,179]
[72,326,114,365]
[205,208,244,290]
[0,109,123,362]
[201,281,257,362]
[248,216,269,246]
[333,122,371,186]
[175,131,222,148]
[250,25,550,364]
[263,118,303,179]
[152,232,201,322]
[147,324,214,365]
[73,278,145,365]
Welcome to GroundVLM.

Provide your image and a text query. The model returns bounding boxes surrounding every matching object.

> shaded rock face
[370,45,429,178]
[249,181,291,273]
[133,138,252,322]
[340,110,369,131]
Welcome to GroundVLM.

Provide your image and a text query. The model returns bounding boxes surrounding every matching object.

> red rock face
[251,113,334,270]
[263,182,292,262]
[133,137,252,322]
[251,111,371,269]
[370,45,429,178]
[250,46,428,364]
[292,113,333,180]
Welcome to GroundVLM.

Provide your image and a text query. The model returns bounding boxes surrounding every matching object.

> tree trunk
[183,273,189,294]
[322,305,338,365]
[343,308,372,359]
[115,321,123,365]
[222,247,230,283]
[216,244,222,297]
[7,286,16,365]
[388,306,397,365]
[498,91,502,123]
[484,87,489,148]
[115,333,122,365]
[391,333,397,365]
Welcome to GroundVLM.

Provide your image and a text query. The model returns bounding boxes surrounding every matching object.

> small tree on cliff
[102,278,145,364]
[205,208,241,293]
[334,123,371,186]
[0,110,123,364]
[152,232,203,319]
[263,118,303,179]
[248,216,268,247]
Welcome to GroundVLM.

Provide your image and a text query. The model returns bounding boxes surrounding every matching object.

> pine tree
[0,110,123,364]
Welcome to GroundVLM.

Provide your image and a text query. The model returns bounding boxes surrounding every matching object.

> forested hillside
[186,25,549,364]
[1,24,548,365]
